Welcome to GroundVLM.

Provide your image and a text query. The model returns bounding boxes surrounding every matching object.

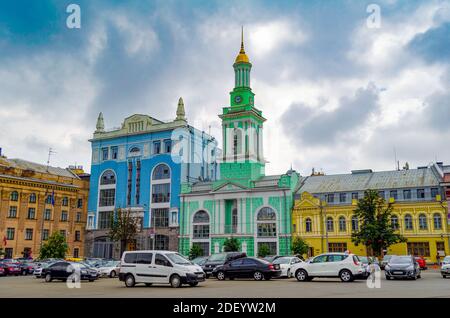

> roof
[298,167,441,194]
[1,158,78,179]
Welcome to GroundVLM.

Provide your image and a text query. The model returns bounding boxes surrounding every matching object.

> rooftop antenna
[46,148,56,172]
[393,147,398,171]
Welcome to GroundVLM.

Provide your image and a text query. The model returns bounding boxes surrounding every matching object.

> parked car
[202,252,246,278]
[119,250,205,288]
[212,257,281,281]
[290,253,365,282]
[381,255,394,270]
[0,260,21,276]
[98,260,120,278]
[42,262,98,282]
[191,256,209,267]
[263,255,283,263]
[33,261,55,278]
[0,264,5,276]
[385,255,421,280]
[414,256,427,270]
[17,260,35,275]
[272,256,302,278]
[441,257,450,278]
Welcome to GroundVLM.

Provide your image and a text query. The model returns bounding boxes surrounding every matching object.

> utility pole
[40,148,56,252]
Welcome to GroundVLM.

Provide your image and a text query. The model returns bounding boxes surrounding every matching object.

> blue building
[85,98,218,258]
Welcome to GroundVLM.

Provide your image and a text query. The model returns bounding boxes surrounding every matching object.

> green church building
[179,32,299,257]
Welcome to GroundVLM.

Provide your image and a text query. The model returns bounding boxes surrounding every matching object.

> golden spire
[235,26,250,64]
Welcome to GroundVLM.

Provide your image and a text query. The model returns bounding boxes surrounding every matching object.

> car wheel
[385,275,391,280]
[189,282,199,287]
[110,270,116,278]
[253,271,263,281]
[145,283,153,287]
[22,270,27,276]
[170,274,182,288]
[45,273,52,282]
[296,269,308,282]
[339,269,353,282]
[216,271,226,281]
[443,275,447,278]
[125,274,135,288]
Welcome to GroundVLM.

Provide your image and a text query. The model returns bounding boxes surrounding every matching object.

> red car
[0,261,21,275]
[414,256,427,270]
[0,265,5,276]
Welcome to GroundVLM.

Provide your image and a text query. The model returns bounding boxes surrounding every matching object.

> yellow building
[0,156,89,259]
[293,164,450,263]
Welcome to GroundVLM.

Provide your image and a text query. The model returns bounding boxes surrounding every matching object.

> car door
[324,255,344,276]
[134,252,154,283]
[153,253,174,283]
[307,255,328,276]
[240,259,258,278]
[226,259,244,278]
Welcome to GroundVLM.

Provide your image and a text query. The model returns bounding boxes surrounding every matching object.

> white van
[118,250,205,288]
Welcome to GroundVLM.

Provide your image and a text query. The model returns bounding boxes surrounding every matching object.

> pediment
[212,181,249,192]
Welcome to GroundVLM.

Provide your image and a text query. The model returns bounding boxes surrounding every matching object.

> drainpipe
[283,190,288,255]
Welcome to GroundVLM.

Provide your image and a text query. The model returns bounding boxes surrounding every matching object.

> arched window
[193,210,210,223]
[192,210,210,256]
[305,218,312,233]
[29,193,36,203]
[418,214,427,230]
[326,217,334,232]
[129,147,141,156]
[152,164,170,180]
[339,216,346,232]
[100,170,116,185]
[404,214,413,230]
[391,215,399,230]
[351,216,359,232]
[434,213,442,230]
[233,127,243,156]
[10,191,18,202]
[257,207,277,237]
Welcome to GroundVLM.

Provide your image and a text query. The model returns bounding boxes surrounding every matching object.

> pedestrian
[436,253,441,266]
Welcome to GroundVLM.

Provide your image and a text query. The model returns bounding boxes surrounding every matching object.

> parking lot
[0,269,449,298]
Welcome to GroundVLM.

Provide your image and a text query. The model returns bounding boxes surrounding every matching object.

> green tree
[291,237,309,257]
[39,232,68,259]
[351,189,407,258]
[258,244,271,258]
[108,208,140,257]
[189,244,203,260]
[223,237,241,252]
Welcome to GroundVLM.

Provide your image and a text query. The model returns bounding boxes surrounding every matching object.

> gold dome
[235,27,250,64]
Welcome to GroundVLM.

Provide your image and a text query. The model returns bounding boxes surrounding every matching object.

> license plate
[274,265,280,270]
[197,274,204,278]
[393,271,403,274]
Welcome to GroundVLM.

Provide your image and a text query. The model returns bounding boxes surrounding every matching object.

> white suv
[119,250,205,288]
[290,253,365,282]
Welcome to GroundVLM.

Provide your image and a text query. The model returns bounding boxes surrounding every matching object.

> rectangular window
[25,229,33,240]
[60,230,66,238]
[257,223,277,237]
[403,189,411,200]
[127,161,132,206]
[61,211,68,222]
[73,248,79,258]
[153,208,169,228]
[88,216,94,229]
[44,209,51,220]
[135,160,141,205]
[27,208,36,219]
[151,183,170,203]
[8,206,17,218]
[170,210,178,226]
[327,194,334,203]
[407,242,430,257]
[328,242,347,253]
[42,229,49,241]
[98,211,113,230]
[5,248,13,259]
[102,147,109,161]
[77,198,83,209]
[6,228,15,240]
[390,190,398,200]
[378,191,385,199]
[75,231,81,242]
[193,225,210,239]
[164,139,172,153]
[339,193,347,203]
[111,146,118,160]
[76,212,82,223]
[431,188,439,198]
[153,141,161,154]
[417,189,425,199]
[351,192,359,200]
[62,197,69,206]
[99,189,115,207]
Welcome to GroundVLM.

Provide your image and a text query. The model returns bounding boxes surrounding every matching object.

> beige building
[0,155,89,259]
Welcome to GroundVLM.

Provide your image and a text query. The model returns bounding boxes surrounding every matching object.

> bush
[291,237,309,257]
[39,232,68,259]
[258,244,270,258]
[189,244,204,260]
[223,238,240,252]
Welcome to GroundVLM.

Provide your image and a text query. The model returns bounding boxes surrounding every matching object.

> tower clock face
[234,95,242,104]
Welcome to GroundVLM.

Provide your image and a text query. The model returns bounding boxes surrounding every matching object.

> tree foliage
[257,244,271,258]
[189,244,204,260]
[108,208,141,257]
[39,232,68,259]
[291,237,309,256]
[223,237,241,252]
[351,189,407,257]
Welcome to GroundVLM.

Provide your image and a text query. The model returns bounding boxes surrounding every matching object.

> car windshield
[208,253,226,262]
[273,257,290,265]
[444,256,450,262]
[166,253,192,265]
[390,256,412,264]
[383,255,392,261]
[102,261,118,267]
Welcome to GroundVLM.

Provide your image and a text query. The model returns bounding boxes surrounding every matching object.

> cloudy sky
[0,0,449,176]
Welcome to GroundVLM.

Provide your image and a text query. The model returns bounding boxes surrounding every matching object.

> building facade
[0,156,89,259]
[86,98,218,259]
[293,163,449,263]
[179,34,299,257]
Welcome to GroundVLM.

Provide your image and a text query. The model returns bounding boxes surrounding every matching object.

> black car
[212,257,282,281]
[42,262,98,282]
[202,252,246,278]
[385,255,421,280]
